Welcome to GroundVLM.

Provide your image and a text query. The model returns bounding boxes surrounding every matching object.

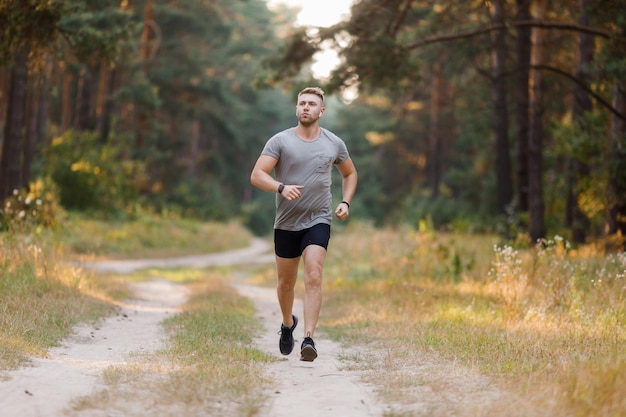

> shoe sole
[300,345,318,362]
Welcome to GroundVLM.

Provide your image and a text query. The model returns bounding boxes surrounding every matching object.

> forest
[1,0,625,249]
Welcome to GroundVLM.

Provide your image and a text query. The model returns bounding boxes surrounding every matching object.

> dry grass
[0,233,126,371]
[316,222,625,417]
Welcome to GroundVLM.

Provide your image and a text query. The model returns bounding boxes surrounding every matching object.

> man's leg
[301,244,327,338]
[275,255,300,327]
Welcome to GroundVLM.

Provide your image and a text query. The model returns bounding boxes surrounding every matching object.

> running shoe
[278,315,298,355]
[300,336,318,362]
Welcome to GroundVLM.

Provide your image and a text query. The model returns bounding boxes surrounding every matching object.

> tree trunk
[99,67,117,144]
[491,0,513,215]
[74,65,96,131]
[188,119,200,179]
[528,0,547,243]
[22,70,39,188]
[608,81,626,248]
[95,61,109,143]
[0,46,29,201]
[429,60,444,200]
[136,0,156,150]
[516,0,531,213]
[61,44,72,132]
[567,0,594,244]
[0,68,9,127]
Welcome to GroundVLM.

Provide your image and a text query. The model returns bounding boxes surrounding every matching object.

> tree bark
[136,0,156,150]
[429,60,444,200]
[567,0,594,244]
[528,0,547,243]
[74,65,96,131]
[516,0,531,213]
[491,0,513,214]
[22,70,39,188]
[0,46,28,201]
[61,43,72,132]
[608,81,626,248]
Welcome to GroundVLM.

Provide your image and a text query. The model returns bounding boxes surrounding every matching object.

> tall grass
[318,222,625,417]
[0,233,125,371]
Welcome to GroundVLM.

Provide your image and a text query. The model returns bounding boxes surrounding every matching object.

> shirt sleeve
[261,134,282,159]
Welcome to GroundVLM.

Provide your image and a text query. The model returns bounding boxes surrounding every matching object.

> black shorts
[274,223,331,258]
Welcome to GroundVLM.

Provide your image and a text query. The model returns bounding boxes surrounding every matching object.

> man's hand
[282,184,304,201]
[335,202,349,220]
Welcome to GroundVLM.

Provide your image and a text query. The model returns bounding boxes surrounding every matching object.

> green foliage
[58,1,139,64]
[403,193,488,232]
[43,130,143,215]
[241,193,275,237]
[164,179,231,221]
[0,0,64,64]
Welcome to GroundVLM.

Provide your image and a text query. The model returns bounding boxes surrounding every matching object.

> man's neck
[295,124,320,141]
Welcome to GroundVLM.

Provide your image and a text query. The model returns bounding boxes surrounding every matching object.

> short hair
[298,87,325,105]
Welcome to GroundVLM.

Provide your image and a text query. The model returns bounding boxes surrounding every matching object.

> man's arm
[250,154,304,200]
[250,154,281,193]
[335,157,358,220]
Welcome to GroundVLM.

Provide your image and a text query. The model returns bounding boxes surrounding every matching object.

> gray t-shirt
[261,127,350,231]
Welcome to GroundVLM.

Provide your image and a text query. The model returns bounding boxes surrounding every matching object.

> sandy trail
[233,280,387,416]
[0,279,187,417]
[0,238,513,416]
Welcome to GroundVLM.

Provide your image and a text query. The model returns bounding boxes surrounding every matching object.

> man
[250,87,357,362]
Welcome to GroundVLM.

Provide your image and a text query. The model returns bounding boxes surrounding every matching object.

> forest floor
[0,239,514,417]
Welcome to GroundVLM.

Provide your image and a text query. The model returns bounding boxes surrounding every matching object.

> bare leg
[301,245,327,338]
[275,255,300,327]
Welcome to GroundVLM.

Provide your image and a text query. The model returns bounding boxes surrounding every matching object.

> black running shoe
[278,315,298,355]
[300,336,318,362]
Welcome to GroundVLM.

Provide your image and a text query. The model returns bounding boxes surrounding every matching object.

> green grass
[53,213,252,259]
[160,274,274,414]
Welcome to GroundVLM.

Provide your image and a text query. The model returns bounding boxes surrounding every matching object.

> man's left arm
[334,157,358,220]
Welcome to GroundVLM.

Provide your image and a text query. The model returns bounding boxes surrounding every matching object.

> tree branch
[532,64,626,121]
[406,20,615,50]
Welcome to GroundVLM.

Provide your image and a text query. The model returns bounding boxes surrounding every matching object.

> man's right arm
[250,154,282,193]
[250,154,304,200]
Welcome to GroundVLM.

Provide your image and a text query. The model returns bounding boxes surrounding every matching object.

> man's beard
[298,114,318,126]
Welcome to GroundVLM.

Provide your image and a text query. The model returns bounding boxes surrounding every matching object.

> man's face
[296,93,324,126]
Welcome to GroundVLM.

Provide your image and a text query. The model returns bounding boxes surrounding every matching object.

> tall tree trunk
[0,46,29,201]
[188,119,200,179]
[99,67,117,144]
[528,0,547,243]
[136,0,155,150]
[74,65,96,131]
[516,0,531,213]
[0,68,9,126]
[22,70,39,188]
[61,44,72,132]
[567,0,594,244]
[491,0,513,214]
[608,81,626,249]
[429,60,444,200]
[95,61,109,143]
[36,56,52,150]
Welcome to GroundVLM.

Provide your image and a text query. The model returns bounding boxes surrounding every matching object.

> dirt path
[0,238,512,416]
[0,279,188,417]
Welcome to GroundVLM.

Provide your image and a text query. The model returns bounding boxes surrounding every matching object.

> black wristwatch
[277,183,285,194]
